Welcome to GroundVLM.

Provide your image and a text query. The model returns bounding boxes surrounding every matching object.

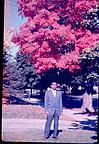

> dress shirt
[51,88,57,98]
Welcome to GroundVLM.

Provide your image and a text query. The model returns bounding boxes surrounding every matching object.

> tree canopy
[12,0,99,73]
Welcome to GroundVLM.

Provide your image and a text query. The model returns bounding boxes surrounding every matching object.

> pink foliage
[12,0,99,73]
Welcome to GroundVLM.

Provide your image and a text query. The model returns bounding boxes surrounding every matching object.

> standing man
[44,82,63,139]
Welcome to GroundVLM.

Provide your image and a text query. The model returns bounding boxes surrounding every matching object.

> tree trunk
[30,88,32,97]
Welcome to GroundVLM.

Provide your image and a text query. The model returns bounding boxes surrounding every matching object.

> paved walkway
[2,109,98,143]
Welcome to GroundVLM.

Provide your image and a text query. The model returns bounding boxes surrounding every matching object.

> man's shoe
[44,136,49,139]
[53,136,57,139]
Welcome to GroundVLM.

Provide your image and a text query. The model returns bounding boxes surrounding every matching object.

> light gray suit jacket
[44,89,63,116]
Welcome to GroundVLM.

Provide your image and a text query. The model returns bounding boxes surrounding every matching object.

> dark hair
[51,82,57,85]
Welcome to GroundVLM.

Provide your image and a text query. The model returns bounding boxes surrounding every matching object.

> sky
[4,0,26,31]
[4,0,26,60]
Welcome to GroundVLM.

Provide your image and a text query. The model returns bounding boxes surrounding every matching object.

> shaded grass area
[62,94,98,109]
[4,93,98,110]
[4,95,44,106]
[69,118,98,141]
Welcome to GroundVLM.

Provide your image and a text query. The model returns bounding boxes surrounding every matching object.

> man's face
[51,82,57,90]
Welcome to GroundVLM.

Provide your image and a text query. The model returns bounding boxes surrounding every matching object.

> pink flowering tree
[12,0,99,74]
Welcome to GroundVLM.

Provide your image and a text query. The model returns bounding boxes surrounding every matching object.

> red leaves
[75,29,99,51]
[12,0,99,73]
[40,41,51,52]
[75,0,98,10]
[56,59,66,69]
[34,57,56,73]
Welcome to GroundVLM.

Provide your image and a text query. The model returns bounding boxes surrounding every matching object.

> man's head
[50,82,57,90]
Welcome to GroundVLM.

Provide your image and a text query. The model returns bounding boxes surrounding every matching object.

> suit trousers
[44,111,59,138]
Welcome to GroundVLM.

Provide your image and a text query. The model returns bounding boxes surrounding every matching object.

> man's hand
[45,111,48,115]
[60,111,63,116]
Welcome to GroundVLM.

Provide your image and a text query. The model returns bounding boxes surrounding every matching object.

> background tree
[12,0,99,74]
[3,28,16,104]
[79,44,99,86]
[69,44,99,94]
[3,28,16,77]
[4,53,41,99]
[82,5,99,33]
[15,53,41,97]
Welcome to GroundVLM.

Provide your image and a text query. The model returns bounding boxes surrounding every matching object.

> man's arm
[59,91,63,113]
[44,90,48,112]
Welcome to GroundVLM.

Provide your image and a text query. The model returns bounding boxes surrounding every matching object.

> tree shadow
[62,94,82,108]
[68,118,98,141]
[6,95,44,106]
[6,93,98,110]
[74,108,98,115]
[62,94,98,109]
[91,135,98,140]
[5,95,32,105]
[9,93,91,109]
[93,98,98,109]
